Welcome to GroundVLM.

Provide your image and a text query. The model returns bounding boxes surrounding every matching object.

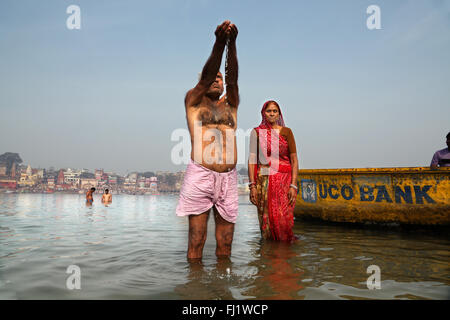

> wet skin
[184,21,239,260]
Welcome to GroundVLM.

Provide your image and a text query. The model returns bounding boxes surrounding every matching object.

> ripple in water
[0,193,449,299]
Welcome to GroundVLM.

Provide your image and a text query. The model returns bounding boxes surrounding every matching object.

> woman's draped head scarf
[257,100,285,130]
[255,100,285,159]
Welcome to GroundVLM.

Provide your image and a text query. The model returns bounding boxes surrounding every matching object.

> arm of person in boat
[430,151,439,170]
[185,21,230,107]
[225,24,239,109]
[248,129,258,206]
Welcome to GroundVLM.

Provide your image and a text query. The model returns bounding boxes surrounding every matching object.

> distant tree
[165,174,176,186]
[141,171,156,178]
[0,152,23,176]
[80,172,95,179]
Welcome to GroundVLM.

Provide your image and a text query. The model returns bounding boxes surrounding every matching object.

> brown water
[0,194,448,299]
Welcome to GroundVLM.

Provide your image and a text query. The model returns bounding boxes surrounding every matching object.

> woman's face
[264,103,280,125]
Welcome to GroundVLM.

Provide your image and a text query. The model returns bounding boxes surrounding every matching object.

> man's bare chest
[194,104,236,128]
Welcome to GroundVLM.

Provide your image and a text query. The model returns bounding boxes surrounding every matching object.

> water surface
[0,194,448,299]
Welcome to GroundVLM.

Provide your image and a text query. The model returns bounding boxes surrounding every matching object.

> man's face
[207,72,224,97]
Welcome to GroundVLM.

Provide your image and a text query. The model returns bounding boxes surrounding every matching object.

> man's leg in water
[213,206,235,258]
[187,210,210,260]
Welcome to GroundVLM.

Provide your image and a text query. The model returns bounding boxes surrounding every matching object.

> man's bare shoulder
[185,79,211,108]
[220,96,239,114]
[184,89,196,107]
[224,94,239,108]
[185,95,206,114]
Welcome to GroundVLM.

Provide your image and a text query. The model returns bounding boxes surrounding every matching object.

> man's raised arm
[185,21,230,107]
[225,24,239,108]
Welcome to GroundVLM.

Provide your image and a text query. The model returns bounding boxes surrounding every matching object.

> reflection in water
[292,222,450,293]
[0,194,448,299]
[245,241,304,299]
[175,259,239,300]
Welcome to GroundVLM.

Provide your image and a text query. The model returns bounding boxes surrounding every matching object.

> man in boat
[176,20,239,260]
[86,187,95,205]
[101,189,112,204]
[430,132,450,169]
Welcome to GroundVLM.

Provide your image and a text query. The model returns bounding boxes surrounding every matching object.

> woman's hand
[288,187,297,206]
[250,187,258,206]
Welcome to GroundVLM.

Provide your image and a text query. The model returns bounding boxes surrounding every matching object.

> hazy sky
[1,0,449,174]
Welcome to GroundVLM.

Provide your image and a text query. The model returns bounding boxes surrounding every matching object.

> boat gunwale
[298,166,450,175]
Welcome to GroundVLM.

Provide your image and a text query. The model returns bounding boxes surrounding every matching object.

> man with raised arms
[176,20,239,260]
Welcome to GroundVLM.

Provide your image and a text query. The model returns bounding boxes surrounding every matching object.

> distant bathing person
[86,187,95,205]
[102,189,112,204]
[248,100,299,243]
[176,20,240,261]
[430,132,450,169]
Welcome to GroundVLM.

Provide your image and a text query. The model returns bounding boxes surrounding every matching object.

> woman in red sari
[248,100,299,242]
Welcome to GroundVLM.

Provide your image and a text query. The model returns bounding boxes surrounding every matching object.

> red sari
[253,101,296,242]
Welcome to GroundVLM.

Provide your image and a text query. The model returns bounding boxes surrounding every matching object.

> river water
[0,194,448,300]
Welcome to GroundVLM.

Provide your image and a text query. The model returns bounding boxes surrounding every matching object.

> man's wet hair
[91,187,96,191]
[446,132,450,139]
[105,189,109,193]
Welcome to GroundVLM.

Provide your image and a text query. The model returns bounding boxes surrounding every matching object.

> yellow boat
[294,167,450,226]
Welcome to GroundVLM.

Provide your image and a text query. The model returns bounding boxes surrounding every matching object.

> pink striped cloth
[176,159,239,223]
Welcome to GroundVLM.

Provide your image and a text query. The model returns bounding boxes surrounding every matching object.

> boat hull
[294,167,450,226]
